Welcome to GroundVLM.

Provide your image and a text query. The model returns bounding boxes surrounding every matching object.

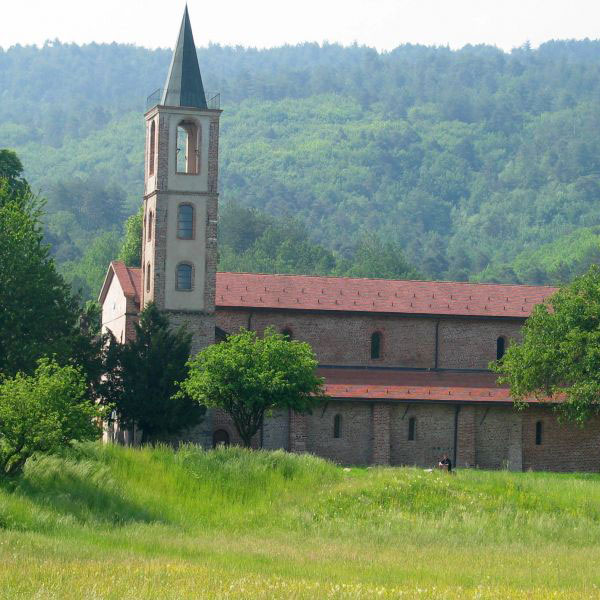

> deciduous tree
[492,266,600,424]
[0,359,102,474]
[181,328,326,447]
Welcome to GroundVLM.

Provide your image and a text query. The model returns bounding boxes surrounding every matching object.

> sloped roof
[161,6,207,109]
[101,268,555,319]
[318,367,515,403]
[216,272,556,319]
[98,261,141,306]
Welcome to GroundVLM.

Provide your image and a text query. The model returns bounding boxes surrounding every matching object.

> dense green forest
[2,39,600,298]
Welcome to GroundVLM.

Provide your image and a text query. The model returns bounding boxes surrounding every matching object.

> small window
[408,417,416,441]
[149,120,156,176]
[146,262,151,293]
[497,336,506,360]
[177,204,194,239]
[176,263,193,291]
[333,414,342,438]
[535,421,543,445]
[148,211,153,242]
[281,328,293,340]
[176,121,199,174]
[371,331,381,359]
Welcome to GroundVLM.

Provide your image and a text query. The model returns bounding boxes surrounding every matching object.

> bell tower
[142,6,220,354]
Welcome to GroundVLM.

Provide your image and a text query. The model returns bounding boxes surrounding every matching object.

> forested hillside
[2,39,600,298]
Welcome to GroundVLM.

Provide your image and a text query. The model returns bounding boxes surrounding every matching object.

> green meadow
[0,443,599,599]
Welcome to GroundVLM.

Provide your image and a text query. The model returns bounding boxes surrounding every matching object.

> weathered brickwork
[457,405,476,467]
[372,403,391,465]
[522,407,600,472]
[474,406,522,470]
[216,309,523,369]
[390,403,456,467]
[438,319,523,370]
[305,402,372,465]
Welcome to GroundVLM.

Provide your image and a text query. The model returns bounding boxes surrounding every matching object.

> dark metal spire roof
[161,6,207,109]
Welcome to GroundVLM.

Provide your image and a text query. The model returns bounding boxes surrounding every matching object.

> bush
[0,359,103,474]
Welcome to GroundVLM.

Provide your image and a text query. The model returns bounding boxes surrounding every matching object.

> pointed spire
[161,5,207,109]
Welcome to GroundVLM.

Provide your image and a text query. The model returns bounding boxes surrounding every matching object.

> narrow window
[176,121,199,174]
[535,421,543,445]
[408,417,416,441]
[371,331,381,359]
[146,262,151,293]
[177,204,194,239]
[176,263,193,290]
[282,328,293,340]
[149,120,156,176]
[148,211,153,242]
[497,336,506,360]
[333,414,342,438]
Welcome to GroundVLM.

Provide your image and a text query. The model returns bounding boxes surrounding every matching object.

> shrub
[0,359,103,474]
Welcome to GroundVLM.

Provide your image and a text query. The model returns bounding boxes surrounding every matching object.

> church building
[99,8,600,472]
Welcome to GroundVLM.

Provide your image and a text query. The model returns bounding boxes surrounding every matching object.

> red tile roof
[216,272,556,319]
[98,261,141,306]
[318,367,551,404]
[108,268,555,318]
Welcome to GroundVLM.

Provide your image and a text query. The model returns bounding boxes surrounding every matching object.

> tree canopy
[0,359,102,474]
[492,266,600,424]
[101,303,205,443]
[4,41,600,296]
[181,328,326,446]
[0,153,93,377]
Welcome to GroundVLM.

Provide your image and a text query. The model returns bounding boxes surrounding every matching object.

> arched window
[148,211,153,242]
[333,414,342,438]
[535,421,543,445]
[146,262,151,293]
[408,417,416,441]
[149,120,156,176]
[497,336,506,360]
[177,204,194,239]
[176,120,199,174]
[212,429,230,448]
[371,331,381,359]
[281,328,293,340]
[176,263,193,291]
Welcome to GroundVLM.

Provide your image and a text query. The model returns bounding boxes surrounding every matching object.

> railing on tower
[145,89,221,111]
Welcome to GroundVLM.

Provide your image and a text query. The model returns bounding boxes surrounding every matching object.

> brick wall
[304,402,372,465]
[216,309,523,370]
[390,403,456,467]
[522,407,600,472]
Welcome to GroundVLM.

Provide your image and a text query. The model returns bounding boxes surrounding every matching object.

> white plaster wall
[101,276,127,342]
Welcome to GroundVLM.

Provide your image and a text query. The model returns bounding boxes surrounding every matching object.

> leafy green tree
[181,328,326,447]
[118,207,143,267]
[0,149,31,206]
[0,359,102,475]
[492,266,600,424]
[101,303,204,443]
[0,197,81,376]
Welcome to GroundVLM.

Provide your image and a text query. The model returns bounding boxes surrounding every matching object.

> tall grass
[1,443,600,598]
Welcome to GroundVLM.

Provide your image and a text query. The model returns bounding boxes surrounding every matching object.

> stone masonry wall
[522,407,600,472]
[216,309,523,369]
[305,401,372,465]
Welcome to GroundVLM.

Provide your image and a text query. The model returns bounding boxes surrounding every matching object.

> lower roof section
[317,366,528,404]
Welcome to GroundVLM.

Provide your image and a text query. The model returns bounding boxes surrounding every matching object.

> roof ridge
[216,271,557,291]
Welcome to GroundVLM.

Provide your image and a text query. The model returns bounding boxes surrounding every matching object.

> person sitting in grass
[438,454,452,473]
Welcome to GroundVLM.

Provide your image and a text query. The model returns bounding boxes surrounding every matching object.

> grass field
[1,443,600,599]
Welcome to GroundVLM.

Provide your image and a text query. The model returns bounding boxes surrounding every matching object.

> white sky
[1,0,599,52]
